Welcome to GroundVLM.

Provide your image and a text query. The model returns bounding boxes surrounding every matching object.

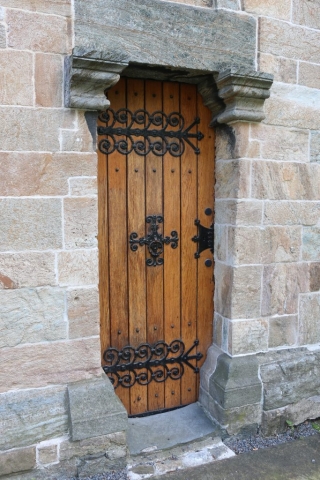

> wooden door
[98,78,214,416]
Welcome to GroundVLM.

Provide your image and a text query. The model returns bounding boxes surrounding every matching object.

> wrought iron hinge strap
[192,219,214,259]
[97,109,204,157]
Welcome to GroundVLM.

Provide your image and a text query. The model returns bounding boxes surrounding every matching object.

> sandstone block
[262,263,309,316]
[310,131,320,163]
[67,374,127,441]
[252,161,320,200]
[250,124,309,162]
[212,313,224,349]
[231,266,262,319]
[310,263,320,292]
[0,386,67,450]
[67,287,99,339]
[215,0,239,9]
[64,197,98,249]
[215,200,263,226]
[60,432,127,462]
[0,447,36,476]
[0,198,62,251]
[260,349,320,410]
[35,53,63,107]
[292,0,320,29]
[268,315,298,349]
[78,452,127,478]
[214,262,232,318]
[0,51,33,106]
[58,249,98,286]
[264,201,320,226]
[299,293,320,345]
[60,113,95,153]
[0,107,76,151]
[259,54,297,84]
[244,0,290,19]
[0,23,5,48]
[214,225,227,262]
[1,0,71,16]
[69,177,97,196]
[37,444,59,465]
[303,227,320,261]
[298,62,320,91]
[215,123,257,161]
[0,288,66,348]
[0,152,97,196]
[0,338,101,392]
[228,318,268,355]
[206,398,261,435]
[229,226,301,265]
[0,252,55,289]
[264,83,320,130]
[215,159,251,199]
[159,0,212,5]
[7,9,70,54]
[260,18,320,64]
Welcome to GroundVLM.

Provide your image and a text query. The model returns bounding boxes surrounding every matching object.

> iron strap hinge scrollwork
[192,219,214,259]
[97,109,204,157]
[129,215,178,266]
[102,339,203,389]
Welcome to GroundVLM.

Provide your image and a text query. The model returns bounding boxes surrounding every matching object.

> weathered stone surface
[264,201,320,226]
[259,53,297,84]
[262,263,309,316]
[216,123,250,160]
[0,386,68,450]
[60,112,94,153]
[260,348,320,410]
[299,62,320,91]
[303,227,320,261]
[0,252,55,289]
[67,287,99,339]
[250,124,309,161]
[244,0,290,19]
[228,226,301,265]
[0,288,66,348]
[215,200,263,225]
[231,266,262,319]
[262,396,320,435]
[78,452,127,478]
[69,177,97,196]
[215,159,251,199]
[215,0,239,9]
[228,319,268,355]
[0,107,76,151]
[64,197,98,249]
[4,461,77,480]
[264,83,320,130]
[60,431,126,461]
[292,0,320,29]
[311,131,320,163]
[35,53,63,107]
[0,23,5,48]
[206,400,261,435]
[0,51,33,106]
[0,152,96,196]
[37,444,59,465]
[67,374,127,441]
[7,9,70,54]
[200,344,223,394]
[58,249,98,286]
[214,225,227,262]
[252,161,320,200]
[0,199,62,251]
[299,293,320,345]
[260,18,320,64]
[0,338,101,392]
[0,447,36,476]
[1,0,71,16]
[74,0,256,72]
[268,315,298,349]
[310,263,320,292]
[214,262,232,318]
[161,0,213,5]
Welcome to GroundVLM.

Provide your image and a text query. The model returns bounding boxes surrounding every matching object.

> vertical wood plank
[145,80,165,412]
[163,82,182,409]
[127,79,148,415]
[196,92,215,396]
[107,78,130,412]
[180,84,198,406]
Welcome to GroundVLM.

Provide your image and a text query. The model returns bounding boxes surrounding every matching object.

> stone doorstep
[127,435,235,479]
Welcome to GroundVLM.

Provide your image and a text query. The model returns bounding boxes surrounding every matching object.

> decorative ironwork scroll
[192,219,214,259]
[97,109,204,157]
[129,215,178,266]
[102,339,203,389]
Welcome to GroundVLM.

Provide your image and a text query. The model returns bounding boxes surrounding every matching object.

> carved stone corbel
[65,55,128,110]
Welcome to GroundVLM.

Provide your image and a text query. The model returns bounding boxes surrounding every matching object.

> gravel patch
[69,468,128,480]
[224,420,320,455]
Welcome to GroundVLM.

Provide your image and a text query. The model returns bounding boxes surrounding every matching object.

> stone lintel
[67,373,128,442]
[65,55,128,110]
